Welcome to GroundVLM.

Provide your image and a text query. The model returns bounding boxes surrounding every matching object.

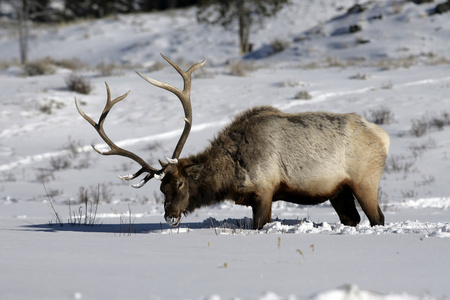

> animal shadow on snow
[20,217,308,234]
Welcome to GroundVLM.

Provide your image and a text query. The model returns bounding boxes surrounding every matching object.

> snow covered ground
[1,0,450,299]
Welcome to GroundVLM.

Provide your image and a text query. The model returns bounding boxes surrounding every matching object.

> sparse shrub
[72,184,111,204]
[409,137,437,158]
[434,1,450,14]
[50,156,72,171]
[147,61,166,72]
[1,172,16,182]
[227,61,255,77]
[349,24,362,33]
[46,188,62,198]
[63,137,83,159]
[381,81,393,89]
[414,175,435,187]
[270,38,291,54]
[384,155,414,174]
[392,1,404,14]
[38,99,65,115]
[97,61,123,76]
[376,56,417,70]
[410,111,450,137]
[424,55,450,66]
[193,67,215,79]
[75,152,93,170]
[431,117,446,130]
[68,186,101,226]
[65,73,92,94]
[49,138,92,171]
[355,37,370,44]
[0,59,18,70]
[280,80,303,87]
[93,182,114,203]
[53,58,87,71]
[347,4,366,14]
[349,73,369,80]
[36,168,55,183]
[378,187,389,212]
[364,106,395,125]
[294,90,312,100]
[23,58,55,76]
[410,116,429,137]
[0,61,9,69]
[324,56,347,68]
[430,111,450,130]
[302,61,320,69]
[401,189,418,199]
[39,103,53,114]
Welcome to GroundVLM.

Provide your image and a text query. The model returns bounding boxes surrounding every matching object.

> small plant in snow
[97,61,123,77]
[68,186,101,226]
[53,58,88,71]
[414,175,436,188]
[378,187,390,212]
[381,80,393,89]
[410,111,450,137]
[270,38,291,54]
[364,106,395,125]
[146,61,166,72]
[65,73,92,94]
[280,80,300,87]
[401,189,418,199]
[117,204,135,236]
[430,111,450,130]
[384,155,414,174]
[410,116,429,137]
[38,99,65,115]
[23,57,55,76]
[409,137,437,158]
[349,73,369,80]
[36,168,55,183]
[294,90,312,100]
[227,61,255,77]
[50,156,72,170]
[45,184,63,227]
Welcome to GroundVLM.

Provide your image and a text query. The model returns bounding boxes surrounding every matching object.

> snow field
[1,0,450,299]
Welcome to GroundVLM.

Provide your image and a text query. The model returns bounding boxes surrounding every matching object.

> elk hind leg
[352,182,385,226]
[329,185,360,227]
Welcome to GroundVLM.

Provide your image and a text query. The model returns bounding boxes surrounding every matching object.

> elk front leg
[251,192,273,230]
[330,186,361,227]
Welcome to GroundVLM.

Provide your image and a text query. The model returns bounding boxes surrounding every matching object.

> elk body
[76,54,389,230]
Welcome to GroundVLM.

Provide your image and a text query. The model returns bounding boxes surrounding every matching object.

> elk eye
[177,180,184,189]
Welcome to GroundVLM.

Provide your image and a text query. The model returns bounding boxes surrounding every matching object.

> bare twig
[44,183,63,227]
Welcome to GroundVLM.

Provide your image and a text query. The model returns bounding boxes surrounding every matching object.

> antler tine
[135,53,206,161]
[75,82,162,188]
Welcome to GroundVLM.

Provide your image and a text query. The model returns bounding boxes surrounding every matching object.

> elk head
[75,54,206,226]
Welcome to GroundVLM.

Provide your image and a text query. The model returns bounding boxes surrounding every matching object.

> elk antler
[135,53,206,162]
[75,54,205,188]
[75,83,163,188]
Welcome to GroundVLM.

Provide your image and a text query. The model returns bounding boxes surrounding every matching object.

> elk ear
[184,164,204,180]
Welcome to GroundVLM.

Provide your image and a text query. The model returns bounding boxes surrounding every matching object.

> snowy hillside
[1,0,450,299]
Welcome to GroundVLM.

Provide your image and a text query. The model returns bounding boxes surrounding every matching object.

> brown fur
[162,106,389,229]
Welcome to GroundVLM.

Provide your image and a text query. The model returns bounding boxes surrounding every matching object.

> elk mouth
[165,215,181,227]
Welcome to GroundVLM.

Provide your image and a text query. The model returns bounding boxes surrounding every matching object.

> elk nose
[165,215,181,227]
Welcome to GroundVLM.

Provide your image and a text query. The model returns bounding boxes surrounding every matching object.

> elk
[75,54,390,229]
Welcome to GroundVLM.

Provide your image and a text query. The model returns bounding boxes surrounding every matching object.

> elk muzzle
[165,213,181,227]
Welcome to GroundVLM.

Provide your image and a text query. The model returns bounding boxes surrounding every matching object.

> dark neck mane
[187,144,237,209]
